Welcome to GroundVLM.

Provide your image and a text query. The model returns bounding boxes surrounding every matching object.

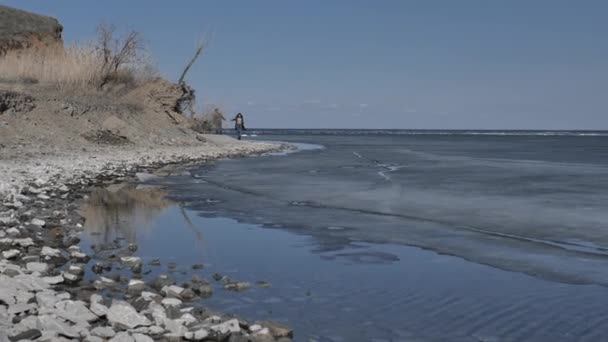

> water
[81,130,608,341]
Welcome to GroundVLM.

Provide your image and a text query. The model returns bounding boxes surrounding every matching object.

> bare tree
[96,23,143,88]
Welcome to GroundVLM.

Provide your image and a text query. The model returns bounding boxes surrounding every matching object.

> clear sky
[4,0,608,129]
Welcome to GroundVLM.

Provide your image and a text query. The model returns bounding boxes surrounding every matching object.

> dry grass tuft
[0,26,158,91]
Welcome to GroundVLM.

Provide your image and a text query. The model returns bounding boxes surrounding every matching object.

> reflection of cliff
[81,183,172,244]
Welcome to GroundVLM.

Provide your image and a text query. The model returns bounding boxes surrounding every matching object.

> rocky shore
[0,138,294,342]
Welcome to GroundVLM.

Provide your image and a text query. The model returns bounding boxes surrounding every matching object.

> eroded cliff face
[0,5,63,55]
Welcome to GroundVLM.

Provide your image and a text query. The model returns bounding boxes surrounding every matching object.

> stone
[180,288,196,301]
[70,250,89,261]
[2,249,20,259]
[132,333,154,342]
[6,227,19,236]
[107,300,152,329]
[42,275,64,284]
[141,291,160,301]
[128,279,145,293]
[85,336,104,342]
[120,256,142,273]
[191,263,204,270]
[261,321,294,339]
[62,272,81,284]
[30,218,45,227]
[195,284,213,298]
[249,324,263,333]
[0,216,18,227]
[13,238,34,247]
[68,264,84,275]
[223,282,251,292]
[40,246,62,258]
[161,298,182,307]
[26,262,48,273]
[161,285,184,298]
[209,319,241,335]
[37,314,80,338]
[8,329,41,342]
[55,300,98,324]
[91,326,116,338]
[184,328,209,341]
[163,318,188,335]
[90,294,109,317]
[36,291,69,309]
[109,331,135,342]
[180,313,197,325]
[4,201,23,209]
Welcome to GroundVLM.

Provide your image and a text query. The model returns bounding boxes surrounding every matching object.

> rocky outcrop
[0,5,63,55]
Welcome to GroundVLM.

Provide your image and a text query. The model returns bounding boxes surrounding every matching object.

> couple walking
[211,109,246,140]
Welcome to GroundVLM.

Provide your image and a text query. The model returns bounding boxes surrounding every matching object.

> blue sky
[4,0,608,129]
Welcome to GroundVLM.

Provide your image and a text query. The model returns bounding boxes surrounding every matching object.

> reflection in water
[81,184,172,244]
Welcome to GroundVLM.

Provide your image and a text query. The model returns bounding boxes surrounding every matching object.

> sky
[3,0,608,129]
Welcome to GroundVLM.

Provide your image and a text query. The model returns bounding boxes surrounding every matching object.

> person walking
[231,112,246,140]
[211,108,226,134]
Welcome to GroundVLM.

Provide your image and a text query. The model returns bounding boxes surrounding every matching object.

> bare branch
[178,40,205,85]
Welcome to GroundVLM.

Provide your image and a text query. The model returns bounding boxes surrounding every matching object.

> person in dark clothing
[231,112,246,140]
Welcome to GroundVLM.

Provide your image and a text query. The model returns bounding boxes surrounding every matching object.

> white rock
[161,285,184,298]
[184,328,209,341]
[6,227,19,236]
[55,300,98,324]
[161,298,182,307]
[0,216,18,227]
[128,279,145,292]
[37,314,80,338]
[26,262,48,273]
[13,238,34,247]
[91,326,116,338]
[31,218,46,227]
[42,275,64,285]
[209,319,241,335]
[107,300,152,329]
[249,324,263,333]
[180,313,197,325]
[41,246,61,257]
[68,264,84,275]
[141,291,160,301]
[90,294,109,317]
[85,336,104,342]
[132,333,154,342]
[2,249,20,259]
[163,318,188,335]
[109,331,135,342]
[62,272,80,282]
[254,327,271,336]
[37,194,51,200]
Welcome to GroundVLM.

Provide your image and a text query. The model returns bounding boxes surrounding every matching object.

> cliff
[0,5,63,55]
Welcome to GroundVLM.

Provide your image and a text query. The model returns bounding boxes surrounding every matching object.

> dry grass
[0,45,102,89]
[0,43,157,91]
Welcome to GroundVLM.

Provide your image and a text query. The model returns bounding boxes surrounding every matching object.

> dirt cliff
[0,5,63,55]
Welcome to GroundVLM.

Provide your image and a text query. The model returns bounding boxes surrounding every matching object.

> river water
[81,130,608,341]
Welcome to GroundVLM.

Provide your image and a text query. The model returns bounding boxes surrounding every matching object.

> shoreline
[0,137,294,342]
